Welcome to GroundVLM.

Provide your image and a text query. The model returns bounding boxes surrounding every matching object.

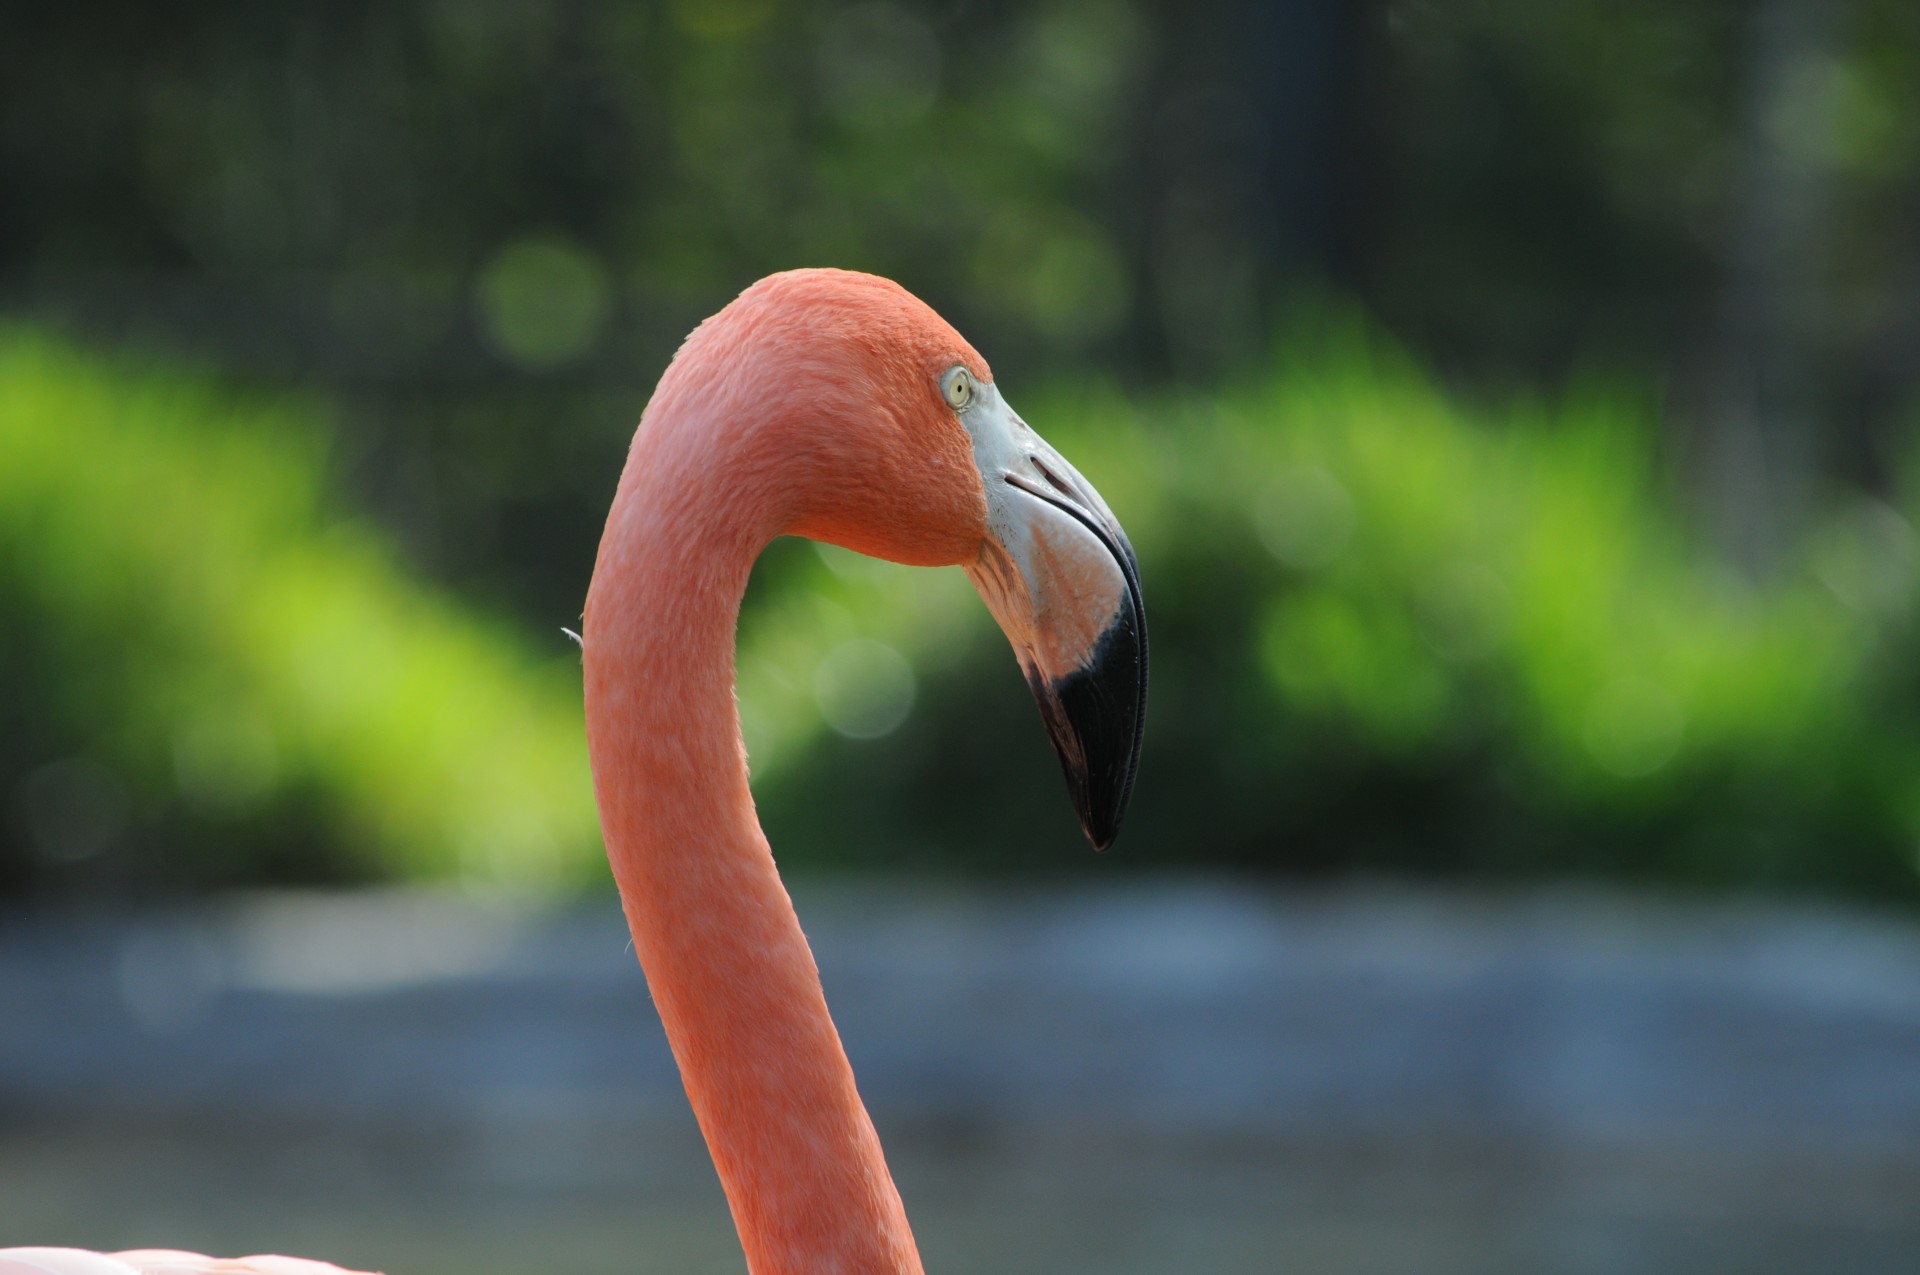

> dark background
[6,0,1920,901]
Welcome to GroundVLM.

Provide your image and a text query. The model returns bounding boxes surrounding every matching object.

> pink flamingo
[4,268,1147,1275]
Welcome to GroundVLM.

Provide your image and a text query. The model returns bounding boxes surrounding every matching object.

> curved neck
[582,411,922,1275]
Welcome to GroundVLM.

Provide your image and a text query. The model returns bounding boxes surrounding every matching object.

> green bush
[0,333,599,890]
[5,323,1919,900]
[755,319,1920,896]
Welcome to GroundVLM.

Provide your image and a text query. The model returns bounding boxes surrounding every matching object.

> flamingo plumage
[4,268,1146,1275]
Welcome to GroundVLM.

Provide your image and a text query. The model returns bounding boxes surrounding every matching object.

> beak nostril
[1031,456,1077,499]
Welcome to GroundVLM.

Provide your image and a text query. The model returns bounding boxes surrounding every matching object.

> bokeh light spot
[1812,500,1918,616]
[815,638,917,739]
[476,234,612,372]
[16,757,130,864]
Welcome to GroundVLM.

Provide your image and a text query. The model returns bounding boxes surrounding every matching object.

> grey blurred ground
[2,879,1917,1273]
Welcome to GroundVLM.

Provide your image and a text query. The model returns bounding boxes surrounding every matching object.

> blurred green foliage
[10,0,1920,615]
[0,334,597,891]
[6,1,1920,899]
[758,318,1920,895]
[10,321,1919,897]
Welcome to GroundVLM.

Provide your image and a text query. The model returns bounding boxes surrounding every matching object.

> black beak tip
[1084,813,1120,854]
[1028,606,1147,854]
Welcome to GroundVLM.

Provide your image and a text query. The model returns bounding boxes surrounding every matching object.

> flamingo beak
[961,386,1147,850]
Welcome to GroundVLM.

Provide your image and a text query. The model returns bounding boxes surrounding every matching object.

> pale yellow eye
[944,369,974,410]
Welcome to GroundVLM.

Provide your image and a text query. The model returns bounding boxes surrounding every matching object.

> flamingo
[4,268,1147,1275]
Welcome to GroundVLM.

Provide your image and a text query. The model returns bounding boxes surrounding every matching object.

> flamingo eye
[944,368,974,411]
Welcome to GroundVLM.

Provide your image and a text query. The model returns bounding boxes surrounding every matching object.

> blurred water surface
[3,879,1918,1274]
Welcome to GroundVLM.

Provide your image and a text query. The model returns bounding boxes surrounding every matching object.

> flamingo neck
[582,416,923,1275]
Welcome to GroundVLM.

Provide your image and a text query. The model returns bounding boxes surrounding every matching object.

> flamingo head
[673,268,1147,849]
